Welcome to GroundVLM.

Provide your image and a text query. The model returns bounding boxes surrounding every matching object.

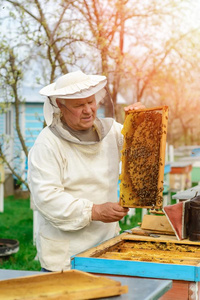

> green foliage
[9,11,16,19]
[0,102,11,114]
[119,209,142,232]
[0,196,41,271]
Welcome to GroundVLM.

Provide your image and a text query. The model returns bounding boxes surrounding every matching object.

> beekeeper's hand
[92,202,129,223]
[124,102,145,112]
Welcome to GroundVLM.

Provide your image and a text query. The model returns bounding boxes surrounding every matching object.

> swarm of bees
[120,106,168,209]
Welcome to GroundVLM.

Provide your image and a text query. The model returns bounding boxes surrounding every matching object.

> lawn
[0,195,141,271]
[0,195,41,271]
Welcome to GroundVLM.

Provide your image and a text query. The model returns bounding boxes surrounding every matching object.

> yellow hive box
[120,106,168,209]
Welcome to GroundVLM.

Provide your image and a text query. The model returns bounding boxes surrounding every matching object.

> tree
[74,1,200,118]
[0,41,29,189]
[1,0,200,189]
[141,28,200,146]
[1,0,92,189]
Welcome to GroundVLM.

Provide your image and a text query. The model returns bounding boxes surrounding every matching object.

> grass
[0,195,41,271]
[0,195,142,271]
[119,209,142,231]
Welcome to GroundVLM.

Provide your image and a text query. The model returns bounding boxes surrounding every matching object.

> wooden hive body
[120,106,168,209]
[73,232,200,282]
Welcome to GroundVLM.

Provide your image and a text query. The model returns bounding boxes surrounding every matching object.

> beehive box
[72,232,200,282]
[120,106,168,209]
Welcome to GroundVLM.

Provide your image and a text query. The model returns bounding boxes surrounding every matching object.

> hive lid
[172,185,200,200]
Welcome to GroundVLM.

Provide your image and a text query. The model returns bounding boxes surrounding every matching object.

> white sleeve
[28,143,93,232]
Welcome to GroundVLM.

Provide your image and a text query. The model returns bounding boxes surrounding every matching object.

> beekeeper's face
[56,95,97,131]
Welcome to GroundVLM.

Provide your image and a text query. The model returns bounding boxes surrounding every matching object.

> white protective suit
[28,117,123,271]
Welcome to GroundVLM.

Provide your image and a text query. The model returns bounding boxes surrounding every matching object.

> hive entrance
[120,106,168,209]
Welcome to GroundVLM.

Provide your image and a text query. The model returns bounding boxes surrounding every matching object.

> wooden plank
[0,269,128,300]
[125,106,169,113]
[73,256,197,281]
[130,227,166,236]
[195,263,200,282]
[158,106,169,205]
[74,234,125,258]
[130,227,174,236]
[141,215,175,235]
[122,234,200,246]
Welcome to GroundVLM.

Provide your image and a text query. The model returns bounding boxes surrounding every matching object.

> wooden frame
[0,269,128,300]
[120,106,168,209]
[72,233,200,282]
[72,232,200,299]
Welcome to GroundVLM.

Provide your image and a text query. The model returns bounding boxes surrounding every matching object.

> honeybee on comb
[120,106,168,209]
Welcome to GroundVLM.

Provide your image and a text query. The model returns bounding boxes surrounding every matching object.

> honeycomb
[97,240,200,266]
[120,106,168,208]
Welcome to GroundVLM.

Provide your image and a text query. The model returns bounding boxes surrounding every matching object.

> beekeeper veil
[39,70,114,143]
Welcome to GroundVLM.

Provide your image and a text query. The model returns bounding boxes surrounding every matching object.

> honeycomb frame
[120,106,168,209]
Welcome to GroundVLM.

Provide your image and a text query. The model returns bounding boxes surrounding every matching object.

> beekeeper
[28,70,145,272]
